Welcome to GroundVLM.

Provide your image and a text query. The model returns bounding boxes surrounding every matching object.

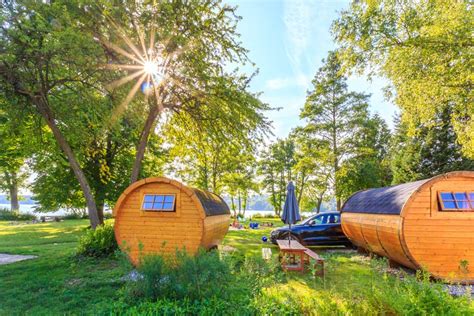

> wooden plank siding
[342,171,474,283]
[114,178,230,265]
[402,173,474,283]
[341,213,416,269]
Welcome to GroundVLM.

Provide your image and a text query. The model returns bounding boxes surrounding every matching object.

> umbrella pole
[288,223,291,246]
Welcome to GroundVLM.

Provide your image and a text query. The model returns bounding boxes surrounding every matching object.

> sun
[99,18,171,124]
[143,60,159,75]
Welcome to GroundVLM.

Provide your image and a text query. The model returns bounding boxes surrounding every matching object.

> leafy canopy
[333,0,473,158]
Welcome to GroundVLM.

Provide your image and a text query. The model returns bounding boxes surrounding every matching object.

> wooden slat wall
[115,182,203,265]
[342,213,416,269]
[201,214,230,249]
[403,174,474,283]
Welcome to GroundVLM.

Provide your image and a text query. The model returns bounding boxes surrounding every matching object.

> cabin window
[438,192,474,211]
[142,194,176,212]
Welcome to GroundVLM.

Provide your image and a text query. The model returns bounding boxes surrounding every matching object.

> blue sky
[227,0,398,139]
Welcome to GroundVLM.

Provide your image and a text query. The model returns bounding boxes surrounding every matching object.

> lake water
[0,204,69,217]
[1,204,318,219]
[1,204,282,219]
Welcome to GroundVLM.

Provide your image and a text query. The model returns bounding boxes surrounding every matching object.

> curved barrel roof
[341,179,431,215]
[113,177,230,217]
[193,188,230,216]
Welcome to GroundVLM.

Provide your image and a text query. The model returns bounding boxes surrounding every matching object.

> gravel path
[0,253,37,265]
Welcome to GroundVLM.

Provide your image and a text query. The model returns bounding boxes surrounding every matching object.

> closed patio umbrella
[281,181,301,246]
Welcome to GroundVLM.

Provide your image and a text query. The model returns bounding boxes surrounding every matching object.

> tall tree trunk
[270,170,278,216]
[332,105,340,211]
[130,103,160,183]
[95,188,106,224]
[297,172,307,204]
[316,197,322,214]
[8,172,20,212]
[231,196,236,217]
[237,191,242,216]
[242,193,247,218]
[35,97,101,228]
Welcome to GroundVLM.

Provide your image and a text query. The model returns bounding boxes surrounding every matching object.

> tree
[0,1,263,228]
[29,102,159,219]
[223,152,259,218]
[90,1,261,183]
[300,51,371,210]
[338,114,392,201]
[164,93,268,196]
[391,107,474,184]
[332,0,473,158]
[0,1,105,227]
[0,97,30,211]
[292,129,332,213]
[258,138,298,216]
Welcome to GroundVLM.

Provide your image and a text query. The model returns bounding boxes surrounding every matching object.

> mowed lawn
[1,219,473,315]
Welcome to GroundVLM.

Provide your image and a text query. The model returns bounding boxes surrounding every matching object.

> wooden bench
[276,240,325,278]
[304,248,325,277]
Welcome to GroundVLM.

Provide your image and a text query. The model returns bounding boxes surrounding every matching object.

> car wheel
[345,243,357,250]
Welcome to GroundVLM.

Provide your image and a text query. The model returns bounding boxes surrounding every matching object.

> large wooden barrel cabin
[341,171,474,283]
[113,177,230,264]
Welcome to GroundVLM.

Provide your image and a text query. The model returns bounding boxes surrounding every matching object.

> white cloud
[283,0,316,73]
[265,73,310,90]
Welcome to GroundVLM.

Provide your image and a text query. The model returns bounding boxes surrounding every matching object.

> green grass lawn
[1,219,473,315]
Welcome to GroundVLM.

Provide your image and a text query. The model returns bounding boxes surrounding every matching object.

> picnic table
[276,239,325,277]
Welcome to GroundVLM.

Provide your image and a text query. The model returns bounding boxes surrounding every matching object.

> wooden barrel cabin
[113,177,230,264]
[341,171,474,283]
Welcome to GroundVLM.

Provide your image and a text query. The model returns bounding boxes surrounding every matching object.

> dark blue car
[270,212,351,247]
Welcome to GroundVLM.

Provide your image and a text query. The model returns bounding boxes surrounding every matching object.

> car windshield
[301,214,320,225]
[302,213,340,225]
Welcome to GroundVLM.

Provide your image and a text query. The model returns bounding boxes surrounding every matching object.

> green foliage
[126,250,231,302]
[300,51,390,209]
[76,224,117,257]
[338,114,393,200]
[1,0,267,227]
[333,0,473,158]
[0,208,36,221]
[0,97,31,211]
[116,250,285,315]
[250,213,279,219]
[258,138,298,215]
[165,111,264,198]
[62,211,89,220]
[390,109,474,184]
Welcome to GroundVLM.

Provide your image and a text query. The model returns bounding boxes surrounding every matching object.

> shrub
[97,297,252,315]
[0,208,36,221]
[103,212,113,220]
[250,212,280,219]
[127,249,232,301]
[104,251,281,315]
[76,223,118,257]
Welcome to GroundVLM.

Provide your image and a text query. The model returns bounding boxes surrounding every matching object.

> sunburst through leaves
[101,17,169,125]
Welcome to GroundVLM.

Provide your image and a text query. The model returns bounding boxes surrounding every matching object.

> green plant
[76,223,117,257]
[62,212,88,220]
[126,249,232,302]
[460,259,470,274]
[103,212,113,220]
[0,208,36,221]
